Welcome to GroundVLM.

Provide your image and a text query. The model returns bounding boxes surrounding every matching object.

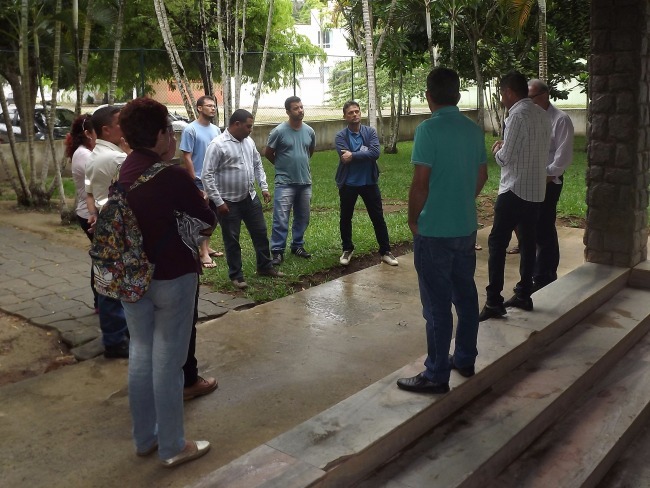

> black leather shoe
[104,340,129,359]
[478,304,507,322]
[396,373,449,394]
[449,354,475,377]
[504,294,533,311]
[271,253,284,266]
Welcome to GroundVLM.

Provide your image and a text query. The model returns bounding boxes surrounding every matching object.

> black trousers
[182,282,199,387]
[534,179,563,289]
[339,184,390,255]
[487,191,541,305]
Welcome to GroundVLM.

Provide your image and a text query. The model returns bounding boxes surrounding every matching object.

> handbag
[175,210,212,259]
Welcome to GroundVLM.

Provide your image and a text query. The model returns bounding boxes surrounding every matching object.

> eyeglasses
[201,104,216,109]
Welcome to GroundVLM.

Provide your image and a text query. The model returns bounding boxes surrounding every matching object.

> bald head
[528,79,550,109]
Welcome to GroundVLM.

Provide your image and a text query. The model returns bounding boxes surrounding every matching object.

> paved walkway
[0,224,254,360]
[0,224,586,488]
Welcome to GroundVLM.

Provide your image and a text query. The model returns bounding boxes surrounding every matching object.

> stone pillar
[585,0,650,267]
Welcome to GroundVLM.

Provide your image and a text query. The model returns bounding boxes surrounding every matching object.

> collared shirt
[495,98,551,202]
[202,129,269,206]
[84,138,126,210]
[546,103,574,184]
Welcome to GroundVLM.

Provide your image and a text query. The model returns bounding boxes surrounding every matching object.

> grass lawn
[199,134,589,302]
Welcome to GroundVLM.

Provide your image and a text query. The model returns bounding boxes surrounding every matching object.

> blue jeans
[414,232,479,384]
[97,295,128,347]
[219,195,273,280]
[270,184,312,253]
[122,273,197,460]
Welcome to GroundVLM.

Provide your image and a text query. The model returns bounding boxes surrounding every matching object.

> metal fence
[2,49,432,126]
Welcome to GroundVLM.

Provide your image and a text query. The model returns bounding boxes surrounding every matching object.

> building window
[318,30,331,49]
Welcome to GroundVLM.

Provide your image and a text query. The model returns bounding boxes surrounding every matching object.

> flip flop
[474,243,482,250]
[506,246,520,254]
[208,251,224,257]
[202,260,217,268]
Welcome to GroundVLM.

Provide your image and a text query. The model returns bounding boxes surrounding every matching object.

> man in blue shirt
[397,67,488,394]
[264,96,316,265]
[180,95,222,268]
[334,101,398,266]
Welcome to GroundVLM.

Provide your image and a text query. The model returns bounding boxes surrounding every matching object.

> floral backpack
[89,162,170,302]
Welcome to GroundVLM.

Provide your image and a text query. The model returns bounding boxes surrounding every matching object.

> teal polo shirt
[411,106,487,237]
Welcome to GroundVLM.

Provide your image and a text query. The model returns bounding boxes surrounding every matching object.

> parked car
[0,105,75,141]
[92,103,191,132]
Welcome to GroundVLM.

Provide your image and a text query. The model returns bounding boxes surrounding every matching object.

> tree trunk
[76,0,94,114]
[252,0,274,118]
[217,0,232,124]
[108,0,125,105]
[538,0,547,82]
[361,0,377,128]
[424,0,435,68]
[19,0,36,194]
[199,0,216,121]
[153,0,196,120]
[233,0,248,110]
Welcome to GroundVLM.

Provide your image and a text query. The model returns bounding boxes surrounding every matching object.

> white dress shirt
[496,98,551,202]
[202,129,269,207]
[545,103,574,184]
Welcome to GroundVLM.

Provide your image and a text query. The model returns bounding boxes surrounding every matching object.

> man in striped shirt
[202,109,284,290]
[479,71,551,321]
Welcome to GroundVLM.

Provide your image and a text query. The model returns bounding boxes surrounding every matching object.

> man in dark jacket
[334,101,397,267]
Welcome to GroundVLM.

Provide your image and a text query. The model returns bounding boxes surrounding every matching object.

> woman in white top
[66,114,98,311]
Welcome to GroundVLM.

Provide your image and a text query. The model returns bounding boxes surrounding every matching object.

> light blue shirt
[266,121,315,185]
[179,120,221,178]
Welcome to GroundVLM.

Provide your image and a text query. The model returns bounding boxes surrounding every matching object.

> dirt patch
[0,312,75,387]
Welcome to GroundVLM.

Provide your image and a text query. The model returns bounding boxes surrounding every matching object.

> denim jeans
[219,194,273,280]
[97,295,128,347]
[339,184,390,255]
[487,191,541,305]
[270,184,312,253]
[534,180,563,289]
[122,272,197,460]
[414,232,479,384]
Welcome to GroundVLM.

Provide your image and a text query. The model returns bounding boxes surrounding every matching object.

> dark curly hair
[119,98,169,149]
[65,114,94,158]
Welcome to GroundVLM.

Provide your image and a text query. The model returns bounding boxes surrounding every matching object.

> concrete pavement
[0,224,254,360]
[0,224,586,488]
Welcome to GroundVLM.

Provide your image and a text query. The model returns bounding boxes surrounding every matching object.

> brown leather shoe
[183,376,218,401]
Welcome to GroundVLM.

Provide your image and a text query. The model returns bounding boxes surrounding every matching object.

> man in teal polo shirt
[397,67,488,394]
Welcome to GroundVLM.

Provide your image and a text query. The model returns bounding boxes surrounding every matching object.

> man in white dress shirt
[202,109,284,290]
[479,71,551,321]
[528,79,575,291]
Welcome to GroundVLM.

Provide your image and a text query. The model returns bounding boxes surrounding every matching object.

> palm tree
[361,0,377,128]
[502,0,548,82]
[108,0,126,105]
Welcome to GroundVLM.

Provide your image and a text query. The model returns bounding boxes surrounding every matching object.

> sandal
[208,250,224,257]
[202,260,217,268]
[474,243,482,251]
[506,246,520,254]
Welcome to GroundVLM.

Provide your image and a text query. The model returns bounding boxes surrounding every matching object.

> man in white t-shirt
[85,105,129,358]
[180,95,222,268]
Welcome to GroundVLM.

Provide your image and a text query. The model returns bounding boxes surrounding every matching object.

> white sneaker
[381,252,398,266]
[340,250,354,266]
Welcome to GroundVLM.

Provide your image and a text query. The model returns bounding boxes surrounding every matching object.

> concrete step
[189,263,629,488]
[355,287,650,488]
[487,330,650,488]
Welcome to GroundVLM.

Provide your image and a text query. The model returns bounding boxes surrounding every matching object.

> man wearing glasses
[180,95,222,269]
[527,79,575,291]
